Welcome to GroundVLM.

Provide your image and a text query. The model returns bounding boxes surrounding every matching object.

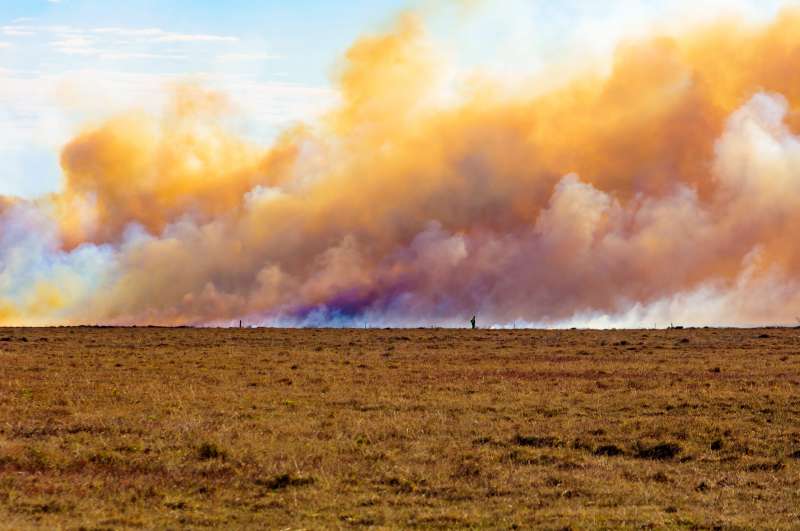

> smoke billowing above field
[5,7,800,327]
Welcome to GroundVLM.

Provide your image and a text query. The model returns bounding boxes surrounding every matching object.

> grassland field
[1,327,800,529]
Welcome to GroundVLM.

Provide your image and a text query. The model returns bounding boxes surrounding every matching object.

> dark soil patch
[513,435,560,448]
[256,474,315,491]
[197,442,225,461]
[634,442,682,461]
[594,445,624,457]
[747,461,784,472]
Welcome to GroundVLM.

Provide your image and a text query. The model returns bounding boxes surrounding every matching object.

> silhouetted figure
[470,315,476,329]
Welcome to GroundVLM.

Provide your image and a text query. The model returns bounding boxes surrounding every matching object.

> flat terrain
[1,327,800,529]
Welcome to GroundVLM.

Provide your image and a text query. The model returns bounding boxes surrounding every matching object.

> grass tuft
[197,442,226,461]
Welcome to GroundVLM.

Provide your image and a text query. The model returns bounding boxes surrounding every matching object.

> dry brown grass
[1,327,800,529]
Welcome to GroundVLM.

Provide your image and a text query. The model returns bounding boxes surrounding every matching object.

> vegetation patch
[746,461,784,472]
[633,442,682,461]
[513,435,561,448]
[13,501,64,515]
[255,473,315,491]
[594,444,624,457]
[197,442,226,461]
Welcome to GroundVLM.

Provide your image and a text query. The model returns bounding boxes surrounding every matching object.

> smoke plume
[4,9,800,326]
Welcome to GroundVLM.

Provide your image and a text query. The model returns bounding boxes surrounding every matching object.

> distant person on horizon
[470,315,476,329]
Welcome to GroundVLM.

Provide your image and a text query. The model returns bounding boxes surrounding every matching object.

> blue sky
[0,0,793,198]
[0,0,412,198]
[0,0,407,81]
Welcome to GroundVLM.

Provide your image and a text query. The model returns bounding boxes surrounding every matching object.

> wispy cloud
[0,42,12,49]
[90,26,239,43]
[3,27,35,37]
[51,35,93,51]
[51,41,186,61]
[98,52,187,61]
[4,23,239,45]
[153,33,238,43]
[217,52,281,62]
[27,25,242,61]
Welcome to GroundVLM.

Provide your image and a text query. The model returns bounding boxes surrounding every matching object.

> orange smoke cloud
[4,9,800,326]
[59,84,264,246]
